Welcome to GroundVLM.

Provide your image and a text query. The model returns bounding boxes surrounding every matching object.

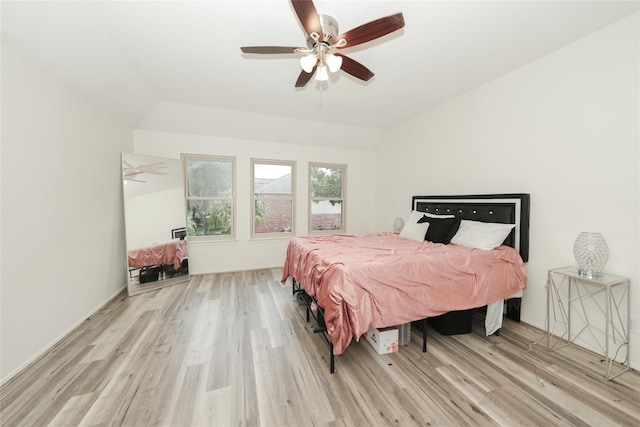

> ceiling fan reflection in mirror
[240,0,405,87]
[123,160,168,183]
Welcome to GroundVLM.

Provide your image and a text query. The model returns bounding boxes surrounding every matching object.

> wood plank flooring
[1,268,639,426]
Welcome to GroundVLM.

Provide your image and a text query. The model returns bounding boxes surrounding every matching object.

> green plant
[254,199,267,228]
[208,201,232,233]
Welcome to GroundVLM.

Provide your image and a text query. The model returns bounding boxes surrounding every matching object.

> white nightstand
[546,266,630,380]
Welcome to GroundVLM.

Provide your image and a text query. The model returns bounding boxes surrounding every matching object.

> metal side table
[546,266,630,380]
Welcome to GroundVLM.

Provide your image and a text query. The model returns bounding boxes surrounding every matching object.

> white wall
[375,14,639,369]
[1,45,133,382]
[134,129,376,275]
[125,187,185,249]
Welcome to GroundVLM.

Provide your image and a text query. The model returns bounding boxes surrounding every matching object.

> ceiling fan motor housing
[306,14,339,48]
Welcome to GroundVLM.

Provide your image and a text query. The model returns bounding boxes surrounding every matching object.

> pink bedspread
[281,232,527,355]
[128,239,188,270]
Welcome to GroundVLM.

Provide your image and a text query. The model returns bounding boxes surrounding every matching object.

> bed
[128,239,188,281]
[281,193,530,372]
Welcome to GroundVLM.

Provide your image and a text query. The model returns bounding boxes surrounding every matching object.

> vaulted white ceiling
[3,1,639,137]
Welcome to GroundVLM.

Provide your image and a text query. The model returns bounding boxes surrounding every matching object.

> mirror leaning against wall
[121,152,189,296]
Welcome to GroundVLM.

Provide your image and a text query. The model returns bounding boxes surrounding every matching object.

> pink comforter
[281,232,527,355]
[128,239,188,270]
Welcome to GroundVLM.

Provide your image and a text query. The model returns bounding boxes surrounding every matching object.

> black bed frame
[293,193,530,373]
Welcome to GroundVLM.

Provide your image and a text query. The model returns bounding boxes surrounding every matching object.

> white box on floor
[363,326,398,354]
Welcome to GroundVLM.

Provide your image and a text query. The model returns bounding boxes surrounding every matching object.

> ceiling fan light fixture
[326,53,342,73]
[315,63,329,81]
[300,54,317,73]
[240,1,405,87]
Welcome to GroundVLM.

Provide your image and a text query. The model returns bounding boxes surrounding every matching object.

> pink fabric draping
[128,239,188,270]
[281,232,527,355]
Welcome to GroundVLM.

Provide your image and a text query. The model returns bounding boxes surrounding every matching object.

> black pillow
[417,215,461,244]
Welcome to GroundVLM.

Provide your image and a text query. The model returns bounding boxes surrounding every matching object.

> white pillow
[450,220,515,250]
[406,210,425,225]
[399,221,430,242]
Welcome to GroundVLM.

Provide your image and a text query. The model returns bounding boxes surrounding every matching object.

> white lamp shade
[326,54,343,73]
[300,55,317,73]
[315,64,329,81]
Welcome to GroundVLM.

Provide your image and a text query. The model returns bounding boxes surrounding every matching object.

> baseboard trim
[0,285,127,387]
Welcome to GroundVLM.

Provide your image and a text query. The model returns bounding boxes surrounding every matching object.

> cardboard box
[364,326,398,354]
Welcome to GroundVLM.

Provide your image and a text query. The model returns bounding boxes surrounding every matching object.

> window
[309,163,346,233]
[183,154,235,239]
[252,159,295,237]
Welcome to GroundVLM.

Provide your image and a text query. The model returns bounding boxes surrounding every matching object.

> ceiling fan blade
[336,13,405,49]
[291,0,323,39]
[241,46,300,54]
[295,67,316,88]
[335,54,374,82]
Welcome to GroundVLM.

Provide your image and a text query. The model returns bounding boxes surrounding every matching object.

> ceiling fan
[123,160,168,183]
[240,0,405,87]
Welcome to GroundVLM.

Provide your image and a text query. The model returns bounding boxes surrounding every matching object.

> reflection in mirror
[122,153,189,296]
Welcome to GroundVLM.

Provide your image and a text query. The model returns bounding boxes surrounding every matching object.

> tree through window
[183,155,235,239]
[309,163,346,233]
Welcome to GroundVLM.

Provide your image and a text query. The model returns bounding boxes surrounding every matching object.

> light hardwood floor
[2,268,639,426]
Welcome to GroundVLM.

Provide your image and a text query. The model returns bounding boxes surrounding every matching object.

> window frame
[183,153,236,241]
[251,158,296,239]
[308,162,347,235]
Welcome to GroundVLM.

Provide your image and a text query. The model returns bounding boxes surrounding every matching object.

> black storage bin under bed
[427,309,473,335]
[139,266,162,283]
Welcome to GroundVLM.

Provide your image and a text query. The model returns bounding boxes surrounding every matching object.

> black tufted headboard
[412,194,530,262]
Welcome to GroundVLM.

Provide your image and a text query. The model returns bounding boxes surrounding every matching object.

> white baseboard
[0,285,127,386]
